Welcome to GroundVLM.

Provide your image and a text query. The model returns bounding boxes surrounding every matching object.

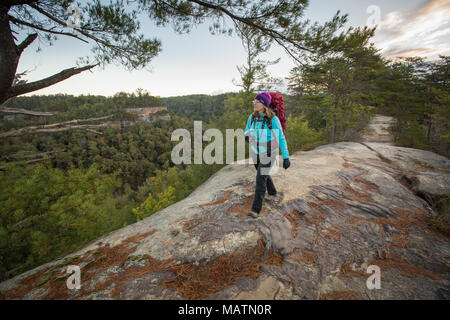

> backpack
[250,92,287,136]
[268,92,286,136]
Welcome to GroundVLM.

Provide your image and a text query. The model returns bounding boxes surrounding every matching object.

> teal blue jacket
[244,112,289,159]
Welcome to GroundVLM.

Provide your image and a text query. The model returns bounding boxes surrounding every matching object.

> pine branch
[187,0,313,54]
[8,15,89,44]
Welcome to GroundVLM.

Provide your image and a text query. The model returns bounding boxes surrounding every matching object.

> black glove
[245,135,249,143]
[283,158,290,170]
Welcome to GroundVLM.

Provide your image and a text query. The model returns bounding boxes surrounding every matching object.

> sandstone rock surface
[1,116,449,300]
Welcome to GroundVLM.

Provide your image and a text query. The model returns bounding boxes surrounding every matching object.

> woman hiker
[244,92,290,219]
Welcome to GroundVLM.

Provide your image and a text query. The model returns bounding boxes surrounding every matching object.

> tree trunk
[0,4,19,105]
[331,115,336,144]
[332,96,339,144]
[0,4,96,104]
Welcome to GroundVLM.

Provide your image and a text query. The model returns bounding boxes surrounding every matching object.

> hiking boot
[266,191,282,204]
[266,192,277,199]
[248,211,259,219]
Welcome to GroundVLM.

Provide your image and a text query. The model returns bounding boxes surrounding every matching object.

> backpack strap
[263,116,274,157]
[264,116,272,130]
[250,114,278,158]
[266,117,271,158]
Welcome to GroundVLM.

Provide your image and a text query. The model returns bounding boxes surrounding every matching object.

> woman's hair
[252,106,275,119]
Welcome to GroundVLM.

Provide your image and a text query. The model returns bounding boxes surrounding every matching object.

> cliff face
[1,118,449,300]
[124,107,170,122]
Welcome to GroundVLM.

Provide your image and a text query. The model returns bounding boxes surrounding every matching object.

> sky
[15,0,450,98]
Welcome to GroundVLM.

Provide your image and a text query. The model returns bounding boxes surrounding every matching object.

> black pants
[251,154,277,214]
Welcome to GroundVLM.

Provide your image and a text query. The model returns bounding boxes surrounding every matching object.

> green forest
[0,0,448,282]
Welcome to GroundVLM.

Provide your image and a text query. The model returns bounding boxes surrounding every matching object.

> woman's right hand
[283,158,290,170]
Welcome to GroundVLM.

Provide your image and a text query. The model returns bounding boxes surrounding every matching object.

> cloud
[384,47,436,57]
[373,0,450,60]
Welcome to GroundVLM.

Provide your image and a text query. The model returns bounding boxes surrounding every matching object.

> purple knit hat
[255,92,272,108]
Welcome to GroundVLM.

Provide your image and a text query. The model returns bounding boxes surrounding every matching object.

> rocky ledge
[0,142,449,300]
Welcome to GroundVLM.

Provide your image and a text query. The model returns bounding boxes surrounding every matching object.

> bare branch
[0,154,60,171]
[0,106,58,116]
[8,217,35,232]
[43,115,113,128]
[2,149,65,161]
[16,32,37,54]
[35,124,108,134]
[0,123,109,138]
[0,115,113,138]
[7,64,98,99]
[83,128,103,135]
